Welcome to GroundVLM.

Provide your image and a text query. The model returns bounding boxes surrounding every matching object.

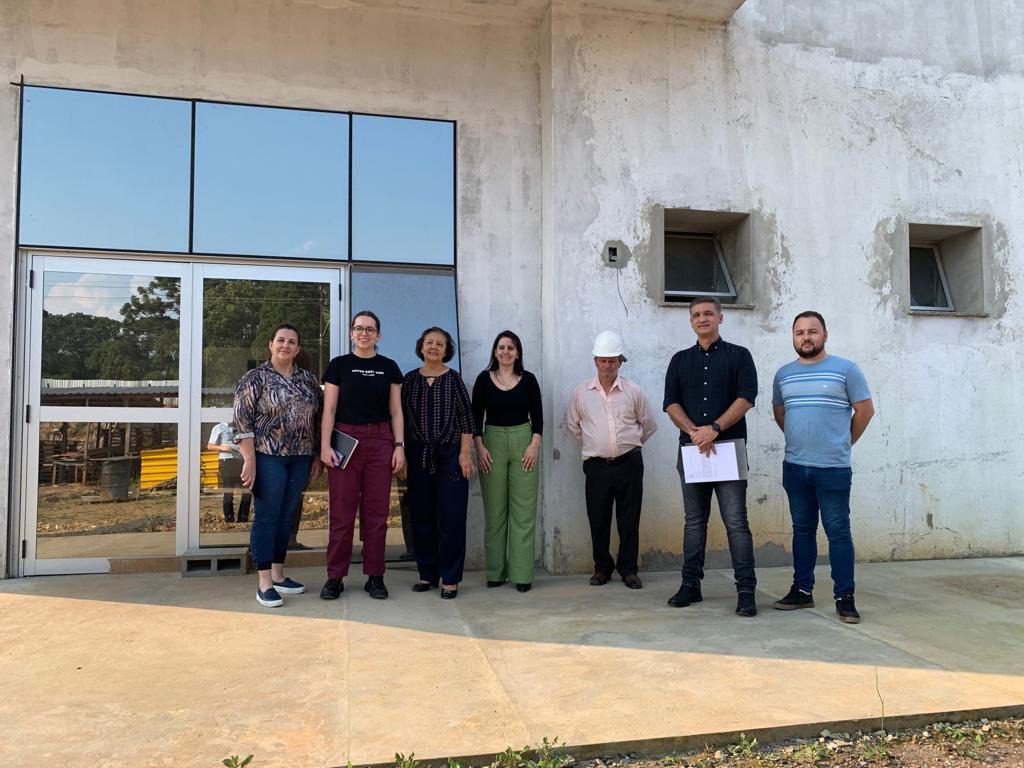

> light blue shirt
[772,356,871,468]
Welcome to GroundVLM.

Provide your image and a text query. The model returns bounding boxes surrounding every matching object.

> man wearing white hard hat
[566,330,657,589]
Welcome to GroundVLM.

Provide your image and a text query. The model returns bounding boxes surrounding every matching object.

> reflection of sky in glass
[194,103,348,258]
[19,87,191,251]
[352,116,454,265]
[43,272,177,320]
[351,270,459,374]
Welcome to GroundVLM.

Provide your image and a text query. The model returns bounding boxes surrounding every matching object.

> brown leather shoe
[623,574,643,589]
[589,571,610,586]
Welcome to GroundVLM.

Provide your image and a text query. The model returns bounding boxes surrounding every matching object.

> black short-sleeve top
[471,370,543,435]
[322,353,402,425]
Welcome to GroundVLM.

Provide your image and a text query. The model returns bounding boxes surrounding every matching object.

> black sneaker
[320,577,344,600]
[256,586,283,608]
[272,577,305,594]
[773,585,814,610]
[667,583,702,607]
[364,575,389,600]
[836,594,861,624]
[736,592,757,617]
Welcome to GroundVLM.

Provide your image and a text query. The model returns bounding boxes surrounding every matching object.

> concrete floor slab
[1,558,1022,767]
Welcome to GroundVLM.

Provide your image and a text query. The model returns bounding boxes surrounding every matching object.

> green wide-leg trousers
[479,423,538,584]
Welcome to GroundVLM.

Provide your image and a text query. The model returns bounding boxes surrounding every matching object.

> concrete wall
[0,0,545,572]
[542,0,1024,572]
[3,0,1022,576]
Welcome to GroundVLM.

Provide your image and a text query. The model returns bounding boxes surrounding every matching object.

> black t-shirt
[322,353,402,425]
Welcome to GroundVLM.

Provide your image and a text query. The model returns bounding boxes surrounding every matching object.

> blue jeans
[250,452,313,571]
[678,455,756,592]
[782,461,854,598]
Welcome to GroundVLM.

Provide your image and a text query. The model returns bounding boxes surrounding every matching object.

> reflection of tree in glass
[41,276,180,381]
[201,280,330,390]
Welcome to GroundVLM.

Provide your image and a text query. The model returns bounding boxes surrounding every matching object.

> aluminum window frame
[909,243,955,312]
[663,231,738,302]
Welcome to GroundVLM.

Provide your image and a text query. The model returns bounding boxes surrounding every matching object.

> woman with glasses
[319,311,405,601]
[472,330,543,593]
[234,323,323,608]
[401,327,475,599]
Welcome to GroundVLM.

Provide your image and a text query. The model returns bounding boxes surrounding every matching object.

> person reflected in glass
[472,331,543,593]
[234,324,323,608]
[319,311,405,602]
[207,421,252,524]
[400,327,475,599]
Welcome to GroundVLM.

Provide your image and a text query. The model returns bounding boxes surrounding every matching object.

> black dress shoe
[440,586,458,600]
[411,580,438,593]
[667,583,702,607]
[486,580,506,588]
[320,577,344,600]
[589,571,610,586]
[623,574,643,589]
[515,583,531,593]
[364,575,389,600]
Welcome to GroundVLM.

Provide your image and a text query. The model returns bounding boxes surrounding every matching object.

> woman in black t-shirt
[471,330,543,593]
[318,311,405,601]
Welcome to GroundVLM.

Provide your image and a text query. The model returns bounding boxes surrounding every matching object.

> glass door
[22,255,192,575]
[187,264,342,552]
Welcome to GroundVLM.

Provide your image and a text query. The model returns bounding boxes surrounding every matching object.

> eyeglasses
[351,326,379,335]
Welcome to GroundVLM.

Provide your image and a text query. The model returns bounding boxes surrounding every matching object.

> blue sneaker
[256,586,283,607]
[272,577,305,595]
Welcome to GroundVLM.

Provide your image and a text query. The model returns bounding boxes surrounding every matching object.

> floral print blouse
[233,362,323,456]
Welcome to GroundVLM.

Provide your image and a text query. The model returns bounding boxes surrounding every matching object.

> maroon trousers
[326,421,394,578]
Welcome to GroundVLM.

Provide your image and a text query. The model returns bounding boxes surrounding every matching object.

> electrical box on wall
[603,240,630,268]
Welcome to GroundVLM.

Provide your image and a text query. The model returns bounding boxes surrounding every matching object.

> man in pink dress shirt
[567,331,658,589]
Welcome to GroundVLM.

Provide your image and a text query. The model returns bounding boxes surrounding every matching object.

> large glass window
[36,421,178,559]
[193,103,349,258]
[19,87,191,252]
[352,115,455,265]
[200,277,332,407]
[41,271,181,407]
[352,268,459,374]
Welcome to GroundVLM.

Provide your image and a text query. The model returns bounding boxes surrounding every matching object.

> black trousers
[407,441,469,586]
[583,450,644,577]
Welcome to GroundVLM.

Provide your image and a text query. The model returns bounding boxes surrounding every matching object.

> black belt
[585,446,641,465]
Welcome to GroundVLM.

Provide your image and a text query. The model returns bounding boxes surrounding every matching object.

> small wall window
[904,223,986,315]
[664,233,736,302]
[909,245,953,311]
[644,208,751,306]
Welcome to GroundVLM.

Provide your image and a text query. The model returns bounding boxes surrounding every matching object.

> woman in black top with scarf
[400,326,475,599]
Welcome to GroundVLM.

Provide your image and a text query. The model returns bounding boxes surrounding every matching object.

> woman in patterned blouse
[234,324,324,608]
[400,327,476,599]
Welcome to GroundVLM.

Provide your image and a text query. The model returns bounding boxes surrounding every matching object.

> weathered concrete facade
[2,0,1022,577]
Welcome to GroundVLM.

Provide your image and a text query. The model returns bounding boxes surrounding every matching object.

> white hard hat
[592,330,627,361]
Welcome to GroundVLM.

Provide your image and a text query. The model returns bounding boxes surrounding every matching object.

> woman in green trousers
[472,330,543,592]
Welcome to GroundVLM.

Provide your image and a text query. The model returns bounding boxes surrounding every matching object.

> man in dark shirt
[662,296,759,617]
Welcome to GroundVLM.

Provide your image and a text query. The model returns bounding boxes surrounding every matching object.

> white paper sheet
[680,438,745,483]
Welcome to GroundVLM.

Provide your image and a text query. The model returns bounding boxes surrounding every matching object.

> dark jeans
[782,461,855,598]
[583,450,643,577]
[406,441,469,586]
[219,459,251,522]
[250,452,312,571]
[677,454,756,592]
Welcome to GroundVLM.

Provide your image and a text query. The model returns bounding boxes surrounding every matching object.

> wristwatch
[394,442,405,448]
[711,422,722,433]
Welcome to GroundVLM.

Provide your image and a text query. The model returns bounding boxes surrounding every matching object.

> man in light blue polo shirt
[771,311,874,624]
